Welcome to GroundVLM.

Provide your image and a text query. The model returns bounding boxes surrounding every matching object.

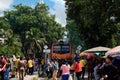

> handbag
[68,74,73,80]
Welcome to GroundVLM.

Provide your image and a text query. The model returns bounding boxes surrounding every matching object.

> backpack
[53,63,58,70]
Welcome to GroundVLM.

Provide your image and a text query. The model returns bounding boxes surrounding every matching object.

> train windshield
[53,45,70,54]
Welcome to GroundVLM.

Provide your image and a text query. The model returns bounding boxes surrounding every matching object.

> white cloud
[0,0,13,11]
[39,0,44,4]
[50,0,66,26]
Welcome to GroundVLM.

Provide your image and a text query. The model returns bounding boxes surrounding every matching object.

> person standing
[23,57,28,76]
[0,55,7,80]
[73,58,82,80]
[45,61,53,80]
[80,57,86,79]
[15,56,20,77]
[38,58,41,76]
[94,63,101,80]
[18,57,25,80]
[41,57,45,71]
[32,58,35,74]
[60,60,71,80]
[52,60,59,80]
[4,56,11,80]
[101,56,118,80]
[28,58,34,75]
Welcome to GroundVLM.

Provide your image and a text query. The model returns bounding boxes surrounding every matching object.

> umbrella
[84,46,110,52]
[105,46,120,57]
[79,51,86,56]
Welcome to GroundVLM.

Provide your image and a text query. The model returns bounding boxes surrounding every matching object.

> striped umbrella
[105,46,120,57]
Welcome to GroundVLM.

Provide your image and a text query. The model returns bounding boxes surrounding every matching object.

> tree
[34,3,65,47]
[0,28,23,55]
[65,0,120,49]
[66,19,85,52]
[0,17,22,55]
[0,17,11,30]
[25,27,46,57]
[4,29,22,55]
[3,3,64,56]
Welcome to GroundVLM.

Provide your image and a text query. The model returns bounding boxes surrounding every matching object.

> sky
[0,0,66,26]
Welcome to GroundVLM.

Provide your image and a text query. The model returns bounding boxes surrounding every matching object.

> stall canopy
[84,46,111,52]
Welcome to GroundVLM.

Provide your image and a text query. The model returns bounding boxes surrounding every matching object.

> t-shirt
[15,59,20,68]
[60,64,70,75]
[0,59,6,72]
[80,59,86,67]
[41,59,45,65]
[73,62,82,72]
[19,60,25,68]
[28,60,33,68]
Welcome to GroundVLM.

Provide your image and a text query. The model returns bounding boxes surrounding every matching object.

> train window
[53,46,61,53]
[61,46,70,51]
[53,45,70,54]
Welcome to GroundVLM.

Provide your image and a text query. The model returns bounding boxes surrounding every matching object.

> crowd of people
[0,54,120,80]
[40,54,120,80]
[0,55,36,80]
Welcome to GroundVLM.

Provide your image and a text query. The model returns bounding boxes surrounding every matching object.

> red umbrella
[105,46,120,57]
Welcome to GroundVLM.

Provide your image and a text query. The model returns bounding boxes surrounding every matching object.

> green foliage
[0,3,64,56]
[0,28,23,55]
[65,0,120,49]
[0,17,11,30]
[66,19,85,52]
